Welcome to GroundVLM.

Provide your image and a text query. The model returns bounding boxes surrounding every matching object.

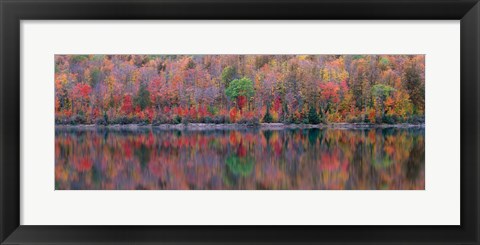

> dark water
[55,127,425,190]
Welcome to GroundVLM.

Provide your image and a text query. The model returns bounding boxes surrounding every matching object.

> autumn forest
[55,55,425,125]
[55,54,425,190]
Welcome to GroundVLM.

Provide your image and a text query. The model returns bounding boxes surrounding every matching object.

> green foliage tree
[263,103,273,123]
[225,77,255,108]
[221,66,237,88]
[372,84,395,100]
[103,111,109,124]
[134,82,151,110]
[372,84,395,119]
[90,68,102,87]
[308,104,321,124]
[70,55,89,63]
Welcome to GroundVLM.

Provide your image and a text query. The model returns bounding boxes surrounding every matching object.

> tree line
[55,54,425,125]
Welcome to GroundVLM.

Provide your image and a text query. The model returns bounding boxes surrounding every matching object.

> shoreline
[55,123,425,131]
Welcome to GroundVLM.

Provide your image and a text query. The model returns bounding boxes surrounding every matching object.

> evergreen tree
[263,103,273,123]
[134,82,150,110]
[308,104,321,124]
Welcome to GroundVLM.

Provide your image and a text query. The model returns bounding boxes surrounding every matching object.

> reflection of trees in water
[55,128,425,190]
[226,154,254,177]
[406,136,424,181]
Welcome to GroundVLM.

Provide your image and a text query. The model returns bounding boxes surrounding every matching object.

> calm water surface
[55,127,425,190]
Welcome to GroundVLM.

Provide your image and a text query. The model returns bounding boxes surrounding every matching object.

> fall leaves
[55,55,425,125]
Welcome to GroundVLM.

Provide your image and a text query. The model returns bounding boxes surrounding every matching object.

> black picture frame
[1,0,479,244]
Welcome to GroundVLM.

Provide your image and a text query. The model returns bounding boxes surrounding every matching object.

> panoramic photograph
[55,54,425,190]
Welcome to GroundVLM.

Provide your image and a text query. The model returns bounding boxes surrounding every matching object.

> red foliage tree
[121,94,133,115]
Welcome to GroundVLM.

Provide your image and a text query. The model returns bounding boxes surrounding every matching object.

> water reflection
[55,128,425,190]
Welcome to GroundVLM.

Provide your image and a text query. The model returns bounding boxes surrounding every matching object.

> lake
[55,127,425,190]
